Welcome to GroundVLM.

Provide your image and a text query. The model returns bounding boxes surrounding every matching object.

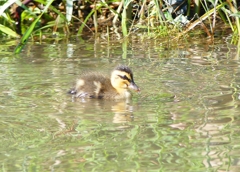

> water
[1,37,240,171]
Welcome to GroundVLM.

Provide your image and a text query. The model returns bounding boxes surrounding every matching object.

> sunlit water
[1,37,240,171]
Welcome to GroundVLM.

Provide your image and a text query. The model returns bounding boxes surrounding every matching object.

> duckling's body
[69,65,140,99]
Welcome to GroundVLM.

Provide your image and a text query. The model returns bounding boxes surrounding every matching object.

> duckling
[69,65,140,99]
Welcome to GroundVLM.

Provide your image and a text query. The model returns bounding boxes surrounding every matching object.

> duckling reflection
[69,65,140,100]
[72,98,135,124]
[111,101,134,124]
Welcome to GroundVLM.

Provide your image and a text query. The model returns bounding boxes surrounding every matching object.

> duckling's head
[111,65,140,94]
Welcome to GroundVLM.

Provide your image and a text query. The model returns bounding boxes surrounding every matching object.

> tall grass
[0,0,240,52]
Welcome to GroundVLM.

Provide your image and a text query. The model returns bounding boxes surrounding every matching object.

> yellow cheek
[122,81,129,88]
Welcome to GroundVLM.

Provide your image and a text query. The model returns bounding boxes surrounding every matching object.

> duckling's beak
[129,81,140,92]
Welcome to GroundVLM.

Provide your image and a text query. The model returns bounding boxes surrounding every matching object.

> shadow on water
[1,36,240,171]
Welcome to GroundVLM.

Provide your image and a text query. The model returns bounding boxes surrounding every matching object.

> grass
[0,0,240,53]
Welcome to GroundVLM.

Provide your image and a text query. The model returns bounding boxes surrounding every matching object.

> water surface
[1,37,240,171]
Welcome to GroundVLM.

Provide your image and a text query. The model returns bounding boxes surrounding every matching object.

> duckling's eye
[118,75,130,81]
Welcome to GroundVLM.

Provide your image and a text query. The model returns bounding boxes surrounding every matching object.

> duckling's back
[69,73,117,99]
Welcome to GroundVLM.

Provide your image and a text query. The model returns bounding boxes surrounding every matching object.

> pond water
[1,36,240,171]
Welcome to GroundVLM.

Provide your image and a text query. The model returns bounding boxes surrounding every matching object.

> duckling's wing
[71,73,114,99]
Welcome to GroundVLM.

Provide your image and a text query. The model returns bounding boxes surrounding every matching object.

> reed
[122,0,132,37]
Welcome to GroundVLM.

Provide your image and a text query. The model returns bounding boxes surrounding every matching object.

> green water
[1,38,240,171]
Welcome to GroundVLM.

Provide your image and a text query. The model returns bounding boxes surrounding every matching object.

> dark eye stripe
[118,75,131,82]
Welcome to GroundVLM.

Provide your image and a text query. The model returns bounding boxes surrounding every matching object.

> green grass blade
[0,24,20,38]
[77,9,97,35]
[153,0,164,25]
[122,0,133,37]
[14,0,54,54]
[122,7,128,37]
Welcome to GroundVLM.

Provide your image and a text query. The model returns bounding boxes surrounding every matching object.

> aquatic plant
[0,0,240,52]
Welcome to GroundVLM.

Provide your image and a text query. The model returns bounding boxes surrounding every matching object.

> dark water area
[1,36,240,171]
